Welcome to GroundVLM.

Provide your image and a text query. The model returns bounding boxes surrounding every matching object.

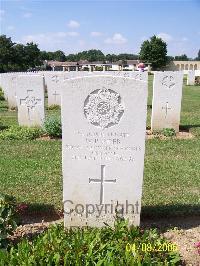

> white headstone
[112,71,148,82]
[16,75,45,127]
[151,71,183,132]
[45,73,63,106]
[187,70,195,85]
[0,74,8,99]
[7,75,18,109]
[62,75,148,227]
[63,71,148,82]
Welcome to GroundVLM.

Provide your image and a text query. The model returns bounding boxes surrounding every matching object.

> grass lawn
[0,75,199,217]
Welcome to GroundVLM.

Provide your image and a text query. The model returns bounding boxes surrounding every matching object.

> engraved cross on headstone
[162,102,172,118]
[20,90,41,122]
[53,91,60,102]
[89,165,117,205]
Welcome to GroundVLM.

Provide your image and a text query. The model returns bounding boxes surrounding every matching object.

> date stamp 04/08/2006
[126,242,178,253]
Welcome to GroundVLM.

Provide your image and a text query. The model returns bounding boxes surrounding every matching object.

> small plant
[48,104,60,110]
[162,128,176,137]
[148,72,154,75]
[195,76,200,85]
[0,88,5,101]
[95,66,103,71]
[0,219,181,264]
[0,194,17,248]
[194,241,200,255]
[43,115,62,138]
[0,126,43,140]
[0,120,8,131]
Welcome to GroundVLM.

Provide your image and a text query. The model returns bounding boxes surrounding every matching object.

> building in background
[44,60,151,72]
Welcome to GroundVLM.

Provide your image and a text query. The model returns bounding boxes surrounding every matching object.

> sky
[0,0,200,58]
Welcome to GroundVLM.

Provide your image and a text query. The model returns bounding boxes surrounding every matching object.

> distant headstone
[151,71,183,132]
[187,70,195,85]
[62,75,148,227]
[16,75,45,127]
[63,71,148,82]
[0,74,8,99]
[5,75,17,109]
[45,73,63,106]
[112,71,148,82]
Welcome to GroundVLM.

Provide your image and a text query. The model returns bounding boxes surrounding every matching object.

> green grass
[0,77,199,217]
[0,140,62,210]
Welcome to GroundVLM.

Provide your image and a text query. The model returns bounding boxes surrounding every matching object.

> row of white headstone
[0,70,188,133]
[0,71,194,227]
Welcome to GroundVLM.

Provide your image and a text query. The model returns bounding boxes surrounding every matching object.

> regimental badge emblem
[162,75,175,89]
[84,87,124,129]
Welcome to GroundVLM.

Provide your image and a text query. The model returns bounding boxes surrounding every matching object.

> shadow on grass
[0,124,9,130]
[180,125,200,132]
[19,202,200,229]
[141,204,200,230]
[18,203,63,224]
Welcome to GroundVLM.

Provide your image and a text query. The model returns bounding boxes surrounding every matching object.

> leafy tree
[117,53,138,60]
[65,49,105,62]
[0,35,43,72]
[0,35,15,72]
[196,49,200,60]
[13,44,26,71]
[166,56,174,64]
[40,51,50,60]
[65,53,78,61]
[174,54,189,61]
[86,49,105,62]
[105,54,118,62]
[139,35,167,70]
[23,42,41,69]
[53,50,66,61]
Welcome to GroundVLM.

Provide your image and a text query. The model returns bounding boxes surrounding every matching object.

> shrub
[43,115,62,138]
[162,128,176,137]
[0,126,43,140]
[148,72,154,75]
[0,219,181,265]
[95,66,103,71]
[48,104,61,110]
[0,120,8,131]
[195,76,200,85]
[0,194,17,248]
[0,88,5,101]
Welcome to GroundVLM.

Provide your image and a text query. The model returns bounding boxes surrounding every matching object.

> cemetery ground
[0,75,199,265]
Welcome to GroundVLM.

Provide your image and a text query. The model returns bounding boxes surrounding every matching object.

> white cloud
[91,31,103,37]
[67,31,79,37]
[104,33,127,44]
[22,34,48,43]
[7,25,15,31]
[21,31,80,45]
[67,20,80,28]
[157,32,173,42]
[23,12,32,18]
[56,32,67,38]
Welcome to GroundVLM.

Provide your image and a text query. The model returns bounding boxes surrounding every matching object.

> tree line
[0,34,199,73]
